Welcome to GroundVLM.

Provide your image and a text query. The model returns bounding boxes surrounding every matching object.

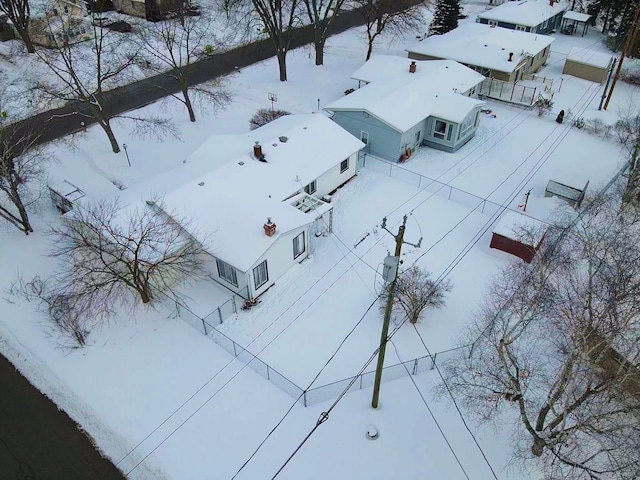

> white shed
[562,47,614,84]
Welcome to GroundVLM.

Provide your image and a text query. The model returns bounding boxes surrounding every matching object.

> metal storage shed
[562,47,614,84]
[490,211,547,263]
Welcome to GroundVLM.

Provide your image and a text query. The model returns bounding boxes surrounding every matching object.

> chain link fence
[169,283,473,407]
[363,155,506,218]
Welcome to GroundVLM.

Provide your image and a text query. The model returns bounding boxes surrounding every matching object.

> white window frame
[216,259,238,287]
[433,119,450,141]
[304,180,316,195]
[253,260,269,290]
[515,24,527,31]
[488,20,498,27]
[340,158,349,173]
[293,232,305,259]
[360,131,369,145]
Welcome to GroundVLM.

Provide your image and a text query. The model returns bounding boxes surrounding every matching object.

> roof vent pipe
[508,52,514,62]
[409,61,417,73]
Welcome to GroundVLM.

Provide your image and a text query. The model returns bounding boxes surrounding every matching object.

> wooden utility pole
[604,3,640,110]
[371,215,421,409]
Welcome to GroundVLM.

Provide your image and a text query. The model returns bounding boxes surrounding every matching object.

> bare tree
[135,5,231,122]
[34,13,176,153]
[438,194,640,480]
[226,0,301,81]
[13,197,210,346]
[0,129,50,234]
[249,107,290,129]
[0,0,35,53]
[379,265,452,324]
[353,0,424,61]
[301,0,346,65]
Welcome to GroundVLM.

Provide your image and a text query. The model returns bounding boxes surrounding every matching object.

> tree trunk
[181,86,196,122]
[314,28,326,66]
[10,186,33,234]
[16,27,35,54]
[97,116,120,153]
[277,50,288,82]
[365,39,374,61]
[139,286,151,304]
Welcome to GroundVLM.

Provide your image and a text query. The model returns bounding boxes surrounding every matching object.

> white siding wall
[313,151,359,197]
[247,225,309,298]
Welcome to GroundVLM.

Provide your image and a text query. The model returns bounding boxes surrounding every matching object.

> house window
[293,232,305,259]
[433,120,449,140]
[360,131,369,144]
[458,112,477,139]
[488,20,498,26]
[340,158,349,173]
[515,25,526,31]
[217,259,238,287]
[304,180,316,195]
[253,260,269,290]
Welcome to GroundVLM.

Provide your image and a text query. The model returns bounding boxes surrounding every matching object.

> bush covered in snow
[621,59,640,86]
[249,108,290,130]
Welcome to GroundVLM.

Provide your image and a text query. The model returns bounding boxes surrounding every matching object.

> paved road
[0,354,126,480]
[1,1,425,152]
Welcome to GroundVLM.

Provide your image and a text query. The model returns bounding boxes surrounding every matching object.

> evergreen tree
[429,0,459,36]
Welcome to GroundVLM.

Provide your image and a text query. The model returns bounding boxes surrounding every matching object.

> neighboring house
[325,57,485,160]
[562,46,614,84]
[476,0,569,34]
[407,23,554,82]
[27,0,90,47]
[112,0,188,20]
[126,114,364,300]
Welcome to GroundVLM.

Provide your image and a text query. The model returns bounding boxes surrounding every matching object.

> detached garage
[562,47,614,84]
[490,211,547,264]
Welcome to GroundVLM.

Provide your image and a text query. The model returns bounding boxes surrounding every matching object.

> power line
[230,298,381,479]
[388,339,475,480]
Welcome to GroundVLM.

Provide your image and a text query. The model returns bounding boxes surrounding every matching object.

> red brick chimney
[263,217,277,237]
[409,61,417,73]
[253,141,263,158]
[508,52,514,62]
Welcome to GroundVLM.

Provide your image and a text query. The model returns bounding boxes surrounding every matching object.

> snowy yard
[0,2,637,480]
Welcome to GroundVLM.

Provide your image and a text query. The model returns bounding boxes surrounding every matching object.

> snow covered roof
[141,114,363,272]
[477,0,569,27]
[407,23,554,74]
[566,46,613,69]
[493,210,546,245]
[326,61,484,131]
[350,56,484,94]
[563,11,591,22]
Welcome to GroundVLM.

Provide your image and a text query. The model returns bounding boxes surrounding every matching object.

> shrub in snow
[379,266,452,324]
[621,59,640,86]
[534,96,554,117]
[249,108,290,130]
[614,114,640,150]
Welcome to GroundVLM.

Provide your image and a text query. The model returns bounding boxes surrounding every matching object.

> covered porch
[561,11,592,37]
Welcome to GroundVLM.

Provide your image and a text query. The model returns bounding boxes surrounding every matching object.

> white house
[325,57,485,160]
[407,23,555,82]
[135,114,364,299]
[476,0,569,34]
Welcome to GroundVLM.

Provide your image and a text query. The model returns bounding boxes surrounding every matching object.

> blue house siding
[330,110,401,161]
[400,121,427,157]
